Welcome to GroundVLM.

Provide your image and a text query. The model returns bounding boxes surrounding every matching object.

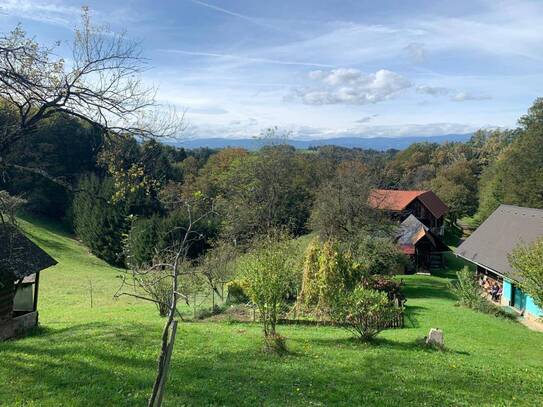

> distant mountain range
[169,134,473,151]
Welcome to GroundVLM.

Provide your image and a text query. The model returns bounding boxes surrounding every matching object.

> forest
[2,98,542,269]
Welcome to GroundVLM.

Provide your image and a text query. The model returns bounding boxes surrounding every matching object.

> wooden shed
[369,189,449,236]
[0,223,57,340]
[396,215,450,273]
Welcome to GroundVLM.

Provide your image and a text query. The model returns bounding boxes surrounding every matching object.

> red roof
[369,189,448,219]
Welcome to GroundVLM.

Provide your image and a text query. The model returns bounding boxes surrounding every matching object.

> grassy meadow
[1,218,542,406]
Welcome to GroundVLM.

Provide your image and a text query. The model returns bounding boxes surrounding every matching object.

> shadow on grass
[403,279,456,301]
[0,319,537,406]
[404,305,427,328]
[296,334,470,356]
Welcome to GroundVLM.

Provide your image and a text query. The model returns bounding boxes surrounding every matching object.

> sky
[1,0,543,139]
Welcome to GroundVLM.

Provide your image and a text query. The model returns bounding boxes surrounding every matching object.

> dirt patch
[520,317,543,333]
[203,304,256,323]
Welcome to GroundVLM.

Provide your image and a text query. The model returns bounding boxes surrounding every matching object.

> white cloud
[160,49,334,68]
[294,68,411,105]
[286,122,478,139]
[416,86,492,102]
[450,91,492,102]
[416,85,451,96]
[355,115,378,124]
[0,0,81,27]
[404,42,426,64]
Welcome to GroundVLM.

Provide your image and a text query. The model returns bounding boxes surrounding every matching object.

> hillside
[0,218,542,406]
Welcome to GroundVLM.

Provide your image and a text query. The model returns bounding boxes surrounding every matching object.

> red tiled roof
[369,189,448,219]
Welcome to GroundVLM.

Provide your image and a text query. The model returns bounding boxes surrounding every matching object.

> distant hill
[170,134,473,151]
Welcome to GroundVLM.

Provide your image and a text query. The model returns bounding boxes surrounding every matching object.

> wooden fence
[276,307,405,329]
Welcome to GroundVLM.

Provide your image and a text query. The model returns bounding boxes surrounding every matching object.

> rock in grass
[426,328,444,347]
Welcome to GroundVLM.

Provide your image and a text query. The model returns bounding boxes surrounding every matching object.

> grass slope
[1,218,542,406]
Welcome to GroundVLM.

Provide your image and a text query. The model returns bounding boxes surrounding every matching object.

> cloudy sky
[1,0,543,139]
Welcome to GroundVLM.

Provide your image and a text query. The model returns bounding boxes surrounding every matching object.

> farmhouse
[369,189,448,236]
[456,205,543,320]
[397,215,450,272]
[0,224,57,340]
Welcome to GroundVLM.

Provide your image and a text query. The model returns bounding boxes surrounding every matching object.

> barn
[397,215,450,272]
[0,223,57,340]
[369,189,449,236]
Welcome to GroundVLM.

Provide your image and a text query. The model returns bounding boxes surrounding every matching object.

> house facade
[455,205,543,320]
[0,223,57,340]
[369,189,449,236]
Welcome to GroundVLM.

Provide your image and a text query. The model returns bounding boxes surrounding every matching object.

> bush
[226,280,249,304]
[239,233,296,350]
[449,267,484,309]
[194,304,227,320]
[449,267,516,320]
[353,234,407,276]
[331,286,395,341]
[362,275,405,305]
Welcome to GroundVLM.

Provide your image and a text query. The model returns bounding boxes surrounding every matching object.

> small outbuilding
[397,215,450,272]
[455,205,543,321]
[0,223,57,340]
[369,189,448,236]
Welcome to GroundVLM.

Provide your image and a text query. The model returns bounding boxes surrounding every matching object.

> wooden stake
[153,320,178,407]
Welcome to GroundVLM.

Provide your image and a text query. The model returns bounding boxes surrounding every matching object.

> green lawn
[1,218,542,406]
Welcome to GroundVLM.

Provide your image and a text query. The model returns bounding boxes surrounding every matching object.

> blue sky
[1,0,543,139]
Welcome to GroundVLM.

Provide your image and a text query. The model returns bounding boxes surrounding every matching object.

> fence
[276,307,405,329]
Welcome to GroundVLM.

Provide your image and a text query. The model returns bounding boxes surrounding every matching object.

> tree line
[2,99,543,266]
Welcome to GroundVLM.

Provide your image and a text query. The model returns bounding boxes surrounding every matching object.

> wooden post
[89,279,93,308]
[32,272,40,312]
[153,320,178,407]
[211,287,215,310]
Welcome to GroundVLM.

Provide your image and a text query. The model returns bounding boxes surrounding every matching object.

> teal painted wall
[504,278,543,317]
[526,296,543,317]
[503,280,512,301]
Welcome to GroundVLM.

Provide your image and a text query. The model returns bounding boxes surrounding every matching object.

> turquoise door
[513,285,526,310]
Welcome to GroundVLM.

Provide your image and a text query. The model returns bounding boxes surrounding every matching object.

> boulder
[426,328,444,347]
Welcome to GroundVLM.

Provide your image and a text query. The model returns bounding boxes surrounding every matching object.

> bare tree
[198,239,237,306]
[115,197,214,406]
[0,7,182,187]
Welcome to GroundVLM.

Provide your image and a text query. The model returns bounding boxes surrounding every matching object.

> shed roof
[455,205,543,281]
[0,223,57,281]
[396,215,450,254]
[369,189,448,219]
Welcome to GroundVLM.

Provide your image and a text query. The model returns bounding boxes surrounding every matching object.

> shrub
[362,275,406,305]
[449,267,516,320]
[331,286,395,341]
[226,280,249,304]
[239,233,296,350]
[449,267,484,309]
[194,304,227,320]
[353,234,407,276]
